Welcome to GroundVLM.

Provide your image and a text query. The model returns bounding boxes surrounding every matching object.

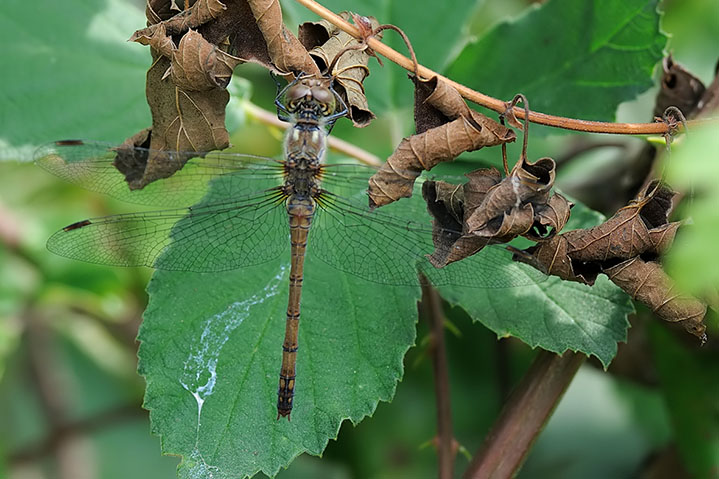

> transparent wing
[311,193,544,288]
[47,179,290,272]
[34,141,385,208]
[42,141,544,286]
[34,140,285,207]
[310,179,546,288]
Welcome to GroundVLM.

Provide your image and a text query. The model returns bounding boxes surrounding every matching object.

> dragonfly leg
[325,87,349,123]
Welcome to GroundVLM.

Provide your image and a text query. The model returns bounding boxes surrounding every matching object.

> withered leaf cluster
[298,12,380,126]
[368,76,516,208]
[118,0,377,188]
[423,156,571,268]
[512,181,707,341]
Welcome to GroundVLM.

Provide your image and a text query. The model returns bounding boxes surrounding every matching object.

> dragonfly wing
[310,189,545,288]
[34,140,284,207]
[48,188,289,272]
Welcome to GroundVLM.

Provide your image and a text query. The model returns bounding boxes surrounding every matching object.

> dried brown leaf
[298,13,380,126]
[368,115,513,208]
[368,77,514,208]
[422,166,568,266]
[563,182,679,262]
[604,257,707,341]
[525,193,573,241]
[247,0,318,75]
[422,180,495,267]
[511,178,708,342]
[125,0,327,187]
[119,54,230,188]
[131,22,175,57]
[513,235,601,285]
[131,0,227,41]
[171,29,241,90]
[465,157,555,234]
[654,55,706,119]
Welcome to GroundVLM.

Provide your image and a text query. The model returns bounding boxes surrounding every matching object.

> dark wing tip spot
[55,140,85,146]
[63,219,92,231]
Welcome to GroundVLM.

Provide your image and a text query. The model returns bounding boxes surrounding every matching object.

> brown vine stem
[294,0,707,135]
[463,350,586,479]
[420,278,455,479]
[243,101,381,166]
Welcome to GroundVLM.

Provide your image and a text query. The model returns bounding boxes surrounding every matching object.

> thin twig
[293,0,714,135]
[242,101,381,166]
[420,278,455,479]
[463,350,586,479]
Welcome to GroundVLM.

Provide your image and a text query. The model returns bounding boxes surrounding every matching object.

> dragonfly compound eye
[285,84,311,110]
[310,86,336,115]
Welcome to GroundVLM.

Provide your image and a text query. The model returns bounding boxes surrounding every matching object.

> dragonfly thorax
[283,121,325,199]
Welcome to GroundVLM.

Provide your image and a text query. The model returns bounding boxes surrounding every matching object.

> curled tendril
[499,94,530,175]
[661,106,689,152]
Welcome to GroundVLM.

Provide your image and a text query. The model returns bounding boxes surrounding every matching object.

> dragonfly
[35,73,545,420]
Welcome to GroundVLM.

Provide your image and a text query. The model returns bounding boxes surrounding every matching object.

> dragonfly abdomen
[278,196,315,419]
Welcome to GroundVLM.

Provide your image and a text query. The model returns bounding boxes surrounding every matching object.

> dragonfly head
[284,77,336,118]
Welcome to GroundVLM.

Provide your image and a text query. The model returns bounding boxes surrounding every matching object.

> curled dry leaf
[246,0,318,75]
[654,55,706,119]
[124,0,323,186]
[604,257,707,341]
[131,0,227,40]
[170,29,242,90]
[423,179,495,268]
[513,181,708,341]
[368,76,515,208]
[465,156,555,235]
[421,156,571,267]
[561,182,680,262]
[298,13,380,126]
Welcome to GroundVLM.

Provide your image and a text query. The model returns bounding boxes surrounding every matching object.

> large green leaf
[0,0,148,146]
[140,257,418,478]
[446,0,666,123]
[437,200,633,368]
[137,161,541,477]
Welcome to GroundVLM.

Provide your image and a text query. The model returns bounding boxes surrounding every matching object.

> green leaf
[446,0,666,123]
[139,258,418,478]
[437,200,634,367]
[0,0,149,146]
